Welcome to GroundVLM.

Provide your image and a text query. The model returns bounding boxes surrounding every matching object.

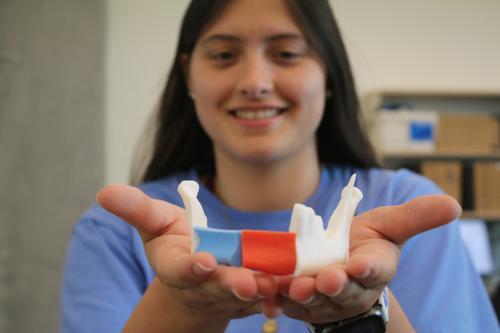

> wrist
[306,287,389,333]
[159,278,231,331]
[123,277,229,333]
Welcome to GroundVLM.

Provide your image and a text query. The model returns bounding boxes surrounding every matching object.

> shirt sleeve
[386,170,499,332]
[60,206,152,333]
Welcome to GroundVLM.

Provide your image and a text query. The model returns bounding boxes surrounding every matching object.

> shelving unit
[365,89,500,295]
[380,151,500,161]
[366,89,500,215]
[381,152,500,220]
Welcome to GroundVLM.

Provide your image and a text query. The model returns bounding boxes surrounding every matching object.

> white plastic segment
[177,180,208,251]
[291,174,363,275]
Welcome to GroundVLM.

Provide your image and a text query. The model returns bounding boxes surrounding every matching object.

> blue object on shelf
[409,121,434,141]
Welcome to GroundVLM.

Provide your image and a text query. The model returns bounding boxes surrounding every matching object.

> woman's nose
[236,56,274,99]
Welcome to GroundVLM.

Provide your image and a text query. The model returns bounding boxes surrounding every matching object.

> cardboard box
[373,110,438,153]
[474,162,500,212]
[421,161,462,204]
[437,113,498,153]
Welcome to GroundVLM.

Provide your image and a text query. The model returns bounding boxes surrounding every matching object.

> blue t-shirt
[61,166,499,332]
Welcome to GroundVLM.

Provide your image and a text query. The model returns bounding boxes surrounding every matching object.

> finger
[276,276,293,297]
[288,276,316,304]
[317,265,380,310]
[254,273,278,298]
[149,239,217,288]
[97,184,189,241]
[260,297,283,318]
[217,267,259,301]
[345,243,399,288]
[316,265,348,297]
[355,194,461,245]
[328,280,366,305]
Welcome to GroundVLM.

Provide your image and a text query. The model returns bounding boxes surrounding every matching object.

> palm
[97,184,279,319]
[277,194,461,323]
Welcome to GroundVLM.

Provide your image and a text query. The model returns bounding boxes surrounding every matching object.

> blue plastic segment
[193,227,242,267]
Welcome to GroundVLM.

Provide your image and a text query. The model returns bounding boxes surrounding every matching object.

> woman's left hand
[268,194,461,324]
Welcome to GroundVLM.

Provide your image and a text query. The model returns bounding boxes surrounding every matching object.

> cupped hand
[275,194,461,324]
[96,184,279,320]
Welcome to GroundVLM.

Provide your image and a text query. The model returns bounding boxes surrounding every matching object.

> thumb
[355,194,461,245]
[97,184,190,241]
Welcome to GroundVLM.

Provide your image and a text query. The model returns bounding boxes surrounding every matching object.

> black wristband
[306,288,389,333]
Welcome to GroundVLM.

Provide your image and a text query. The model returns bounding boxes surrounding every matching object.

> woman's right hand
[96,184,279,328]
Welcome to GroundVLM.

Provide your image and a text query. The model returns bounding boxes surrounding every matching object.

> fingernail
[356,267,371,279]
[256,293,266,299]
[192,262,214,276]
[299,295,315,305]
[265,307,283,319]
[328,288,342,297]
[231,288,252,301]
[328,280,348,297]
[278,290,289,297]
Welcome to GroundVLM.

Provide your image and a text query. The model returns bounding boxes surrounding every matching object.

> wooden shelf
[461,211,500,221]
[370,89,500,99]
[371,90,500,223]
[379,151,500,161]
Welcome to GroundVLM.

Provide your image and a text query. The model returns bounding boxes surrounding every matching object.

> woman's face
[186,0,327,166]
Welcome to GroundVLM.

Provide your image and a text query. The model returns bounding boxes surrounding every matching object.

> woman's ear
[180,53,191,90]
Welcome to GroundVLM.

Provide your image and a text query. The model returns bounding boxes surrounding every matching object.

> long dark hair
[139,0,378,183]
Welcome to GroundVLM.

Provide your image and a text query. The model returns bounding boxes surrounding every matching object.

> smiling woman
[185,0,327,181]
[142,0,377,186]
[61,1,499,333]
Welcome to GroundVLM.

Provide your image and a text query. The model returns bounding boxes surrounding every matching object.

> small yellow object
[262,318,278,333]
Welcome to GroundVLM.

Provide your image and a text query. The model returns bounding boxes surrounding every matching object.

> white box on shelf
[373,110,439,153]
[458,219,494,275]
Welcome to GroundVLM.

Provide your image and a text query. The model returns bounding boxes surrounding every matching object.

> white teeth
[234,109,280,120]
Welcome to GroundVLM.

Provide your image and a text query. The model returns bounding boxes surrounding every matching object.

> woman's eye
[211,51,235,62]
[273,50,301,62]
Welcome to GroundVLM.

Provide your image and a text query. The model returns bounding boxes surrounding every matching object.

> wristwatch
[305,288,389,333]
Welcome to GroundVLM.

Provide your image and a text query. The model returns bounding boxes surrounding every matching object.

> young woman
[61,1,498,332]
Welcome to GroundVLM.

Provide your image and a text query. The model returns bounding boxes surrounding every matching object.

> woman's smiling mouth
[228,107,288,129]
[233,108,282,120]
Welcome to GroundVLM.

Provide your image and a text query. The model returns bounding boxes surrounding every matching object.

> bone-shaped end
[326,174,363,234]
[290,203,331,276]
[340,174,361,200]
[177,180,208,251]
[289,203,324,237]
[289,203,309,233]
[347,173,356,189]
[323,174,363,263]
[178,180,199,200]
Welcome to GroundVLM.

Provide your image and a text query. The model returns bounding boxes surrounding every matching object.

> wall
[105,0,500,184]
[0,1,105,331]
[332,0,500,94]
[106,0,190,184]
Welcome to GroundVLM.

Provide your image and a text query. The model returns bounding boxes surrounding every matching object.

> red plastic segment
[241,230,296,275]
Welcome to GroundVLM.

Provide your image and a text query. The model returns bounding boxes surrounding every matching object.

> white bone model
[178,174,363,276]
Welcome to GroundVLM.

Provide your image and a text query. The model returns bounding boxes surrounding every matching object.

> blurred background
[1,0,499,332]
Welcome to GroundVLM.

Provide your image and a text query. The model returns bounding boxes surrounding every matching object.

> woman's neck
[211,148,321,212]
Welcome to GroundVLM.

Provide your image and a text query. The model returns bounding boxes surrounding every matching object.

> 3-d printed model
[178,175,363,276]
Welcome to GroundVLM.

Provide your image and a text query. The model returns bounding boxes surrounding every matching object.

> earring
[188,91,195,100]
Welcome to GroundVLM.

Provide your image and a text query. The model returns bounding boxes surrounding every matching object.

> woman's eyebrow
[200,34,243,46]
[200,32,305,46]
[265,33,304,42]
